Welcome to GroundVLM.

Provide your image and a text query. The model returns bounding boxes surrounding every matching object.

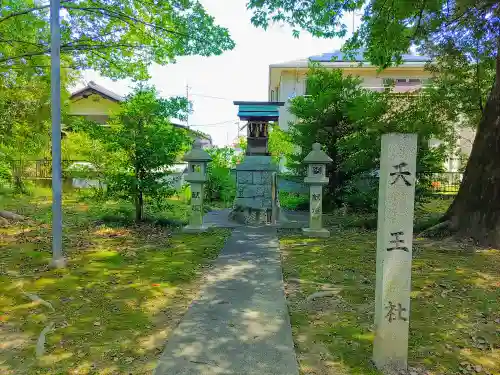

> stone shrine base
[228,205,271,225]
[302,227,330,238]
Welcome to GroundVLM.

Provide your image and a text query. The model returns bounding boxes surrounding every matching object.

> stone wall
[234,171,274,210]
[231,169,308,195]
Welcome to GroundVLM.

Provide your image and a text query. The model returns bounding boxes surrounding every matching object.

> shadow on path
[154,226,299,375]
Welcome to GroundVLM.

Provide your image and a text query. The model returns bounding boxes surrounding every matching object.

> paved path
[203,209,241,228]
[154,225,299,375]
[203,208,308,229]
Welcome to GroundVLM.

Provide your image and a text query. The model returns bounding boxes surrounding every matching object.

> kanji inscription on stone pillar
[373,133,417,372]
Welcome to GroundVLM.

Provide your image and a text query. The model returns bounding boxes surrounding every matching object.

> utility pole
[50,0,65,268]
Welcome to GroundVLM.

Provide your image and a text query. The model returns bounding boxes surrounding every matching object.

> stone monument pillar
[229,101,284,225]
[302,143,332,238]
[373,133,417,373]
[182,140,212,233]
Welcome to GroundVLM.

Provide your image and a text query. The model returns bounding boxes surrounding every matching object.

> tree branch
[63,5,189,39]
[412,0,427,39]
[0,0,73,24]
[90,50,130,77]
[0,64,77,70]
[0,38,47,48]
[443,2,490,29]
[0,42,150,64]
[0,50,49,64]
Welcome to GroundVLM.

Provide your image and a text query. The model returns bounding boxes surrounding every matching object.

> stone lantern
[302,143,332,237]
[182,139,212,233]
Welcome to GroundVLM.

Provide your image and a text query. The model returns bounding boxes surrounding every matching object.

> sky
[79,0,359,146]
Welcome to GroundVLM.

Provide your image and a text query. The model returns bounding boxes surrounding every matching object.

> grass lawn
[0,188,230,374]
[280,200,500,375]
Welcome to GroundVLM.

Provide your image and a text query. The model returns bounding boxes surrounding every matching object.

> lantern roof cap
[182,139,212,162]
[303,143,333,164]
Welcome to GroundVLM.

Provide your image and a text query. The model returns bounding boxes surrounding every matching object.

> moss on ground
[280,200,500,375]
[0,189,230,374]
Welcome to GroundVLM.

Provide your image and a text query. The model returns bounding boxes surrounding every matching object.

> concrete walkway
[154,226,299,375]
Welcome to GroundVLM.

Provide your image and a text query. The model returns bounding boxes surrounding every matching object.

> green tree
[88,86,190,221]
[248,0,500,246]
[0,0,235,80]
[288,67,449,209]
[205,146,239,204]
[0,68,77,190]
[268,123,294,167]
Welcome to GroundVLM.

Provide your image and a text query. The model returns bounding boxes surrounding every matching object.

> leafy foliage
[0,0,235,80]
[86,85,191,221]
[247,0,364,39]
[424,48,496,128]
[247,0,497,150]
[0,67,76,161]
[248,1,499,68]
[268,123,294,167]
[205,146,242,205]
[287,66,449,210]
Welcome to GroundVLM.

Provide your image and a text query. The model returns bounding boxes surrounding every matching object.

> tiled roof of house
[171,122,212,143]
[70,82,212,143]
[270,48,431,67]
[309,49,431,63]
[70,81,125,102]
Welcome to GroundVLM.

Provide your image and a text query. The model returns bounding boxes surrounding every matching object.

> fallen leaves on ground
[0,190,230,374]
[280,201,500,375]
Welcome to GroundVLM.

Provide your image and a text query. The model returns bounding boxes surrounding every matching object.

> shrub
[279,192,309,210]
[286,66,452,212]
[205,146,241,206]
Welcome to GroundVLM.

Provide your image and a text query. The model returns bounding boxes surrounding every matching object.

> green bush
[205,146,241,206]
[206,165,236,204]
[279,192,309,210]
[0,160,12,187]
[285,67,452,212]
[342,176,378,212]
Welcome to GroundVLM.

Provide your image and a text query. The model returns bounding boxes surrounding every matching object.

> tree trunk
[443,48,500,246]
[135,189,143,222]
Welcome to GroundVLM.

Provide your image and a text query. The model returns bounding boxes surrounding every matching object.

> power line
[161,91,234,101]
[190,93,233,101]
[188,120,239,127]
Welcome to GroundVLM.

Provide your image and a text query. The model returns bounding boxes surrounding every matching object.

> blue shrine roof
[309,49,430,63]
[234,101,285,121]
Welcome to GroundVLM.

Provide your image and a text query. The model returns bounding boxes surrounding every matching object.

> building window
[392,78,423,84]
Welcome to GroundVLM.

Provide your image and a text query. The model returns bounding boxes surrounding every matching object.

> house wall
[278,71,306,131]
[458,127,475,157]
[68,94,212,148]
[68,94,120,121]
